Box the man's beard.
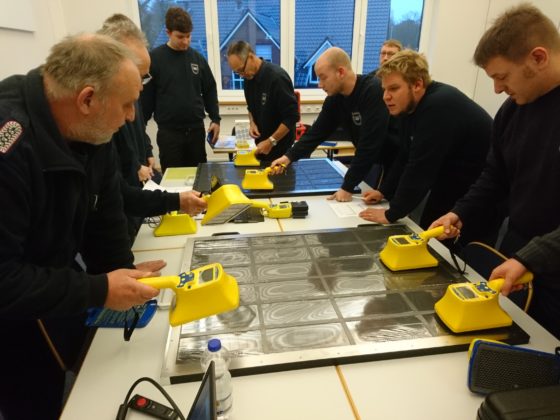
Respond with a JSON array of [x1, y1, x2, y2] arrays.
[[66, 116, 113, 145]]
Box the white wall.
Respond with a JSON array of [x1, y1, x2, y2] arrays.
[[420, 0, 560, 118], [3, 0, 560, 162]]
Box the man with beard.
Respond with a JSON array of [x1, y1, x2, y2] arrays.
[[430, 4, 560, 339], [226, 40, 299, 163], [0, 34, 162, 419], [359, 49, 499, 245], [271, 47, 390, 202]]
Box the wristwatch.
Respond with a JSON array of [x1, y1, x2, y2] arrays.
[[269, 136, 278, 147]]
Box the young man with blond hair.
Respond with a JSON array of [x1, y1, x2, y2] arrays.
[[359, 49, 497, 246], [379, 39, 403, 65], [431, 3, 560, 339]]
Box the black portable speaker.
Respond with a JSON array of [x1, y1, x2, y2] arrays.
[[468, 339, 560, 394]]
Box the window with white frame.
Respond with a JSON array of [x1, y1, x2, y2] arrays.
[[137, 0, 423, 98]]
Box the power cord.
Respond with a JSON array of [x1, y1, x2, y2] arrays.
[[115, 376, 185, 420]]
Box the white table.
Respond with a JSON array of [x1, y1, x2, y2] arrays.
[[61, 177, 560, 420]]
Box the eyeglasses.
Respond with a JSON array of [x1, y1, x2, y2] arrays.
[[235, 54, 250, 75], [141, 72, 153, 85]]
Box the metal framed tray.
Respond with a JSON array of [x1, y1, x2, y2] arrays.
[[160, 225, 529, 384], [193, 158, 360, 198]]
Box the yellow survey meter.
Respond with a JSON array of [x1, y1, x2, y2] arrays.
[[242, 167, 273, 190], [140, 263, 239, 327], [434, 271, 533, 333], [201, 184, 307, 224], [234, 149, 260, 167], [153, 212, 197, 236], [379, 226, 444, 271]]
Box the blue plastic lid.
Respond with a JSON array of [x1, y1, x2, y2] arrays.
[[208, 338, 221, 352]]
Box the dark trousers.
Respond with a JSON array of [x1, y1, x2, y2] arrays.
[[0, 315, 92, 420], [156, 126, 206, 173]]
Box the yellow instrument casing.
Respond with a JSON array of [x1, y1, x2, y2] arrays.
[[201, 184, 252, 225], [434, 271, 533, 333], [140, 263, 239, 327], [234, 149, 260, 167], [241, 167, 274, 190], [251, 201, 292, 218], [154, 212, 197, 236], [379, 226, 444, 271]]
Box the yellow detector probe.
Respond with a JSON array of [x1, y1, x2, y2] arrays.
[[140, 263, 239, 326], [379, 226, 444, 271]]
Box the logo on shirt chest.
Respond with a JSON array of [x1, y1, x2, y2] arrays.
[[261, 93, 267, 106], [352, 112, 362, 126], [191, 63, 199, 75]]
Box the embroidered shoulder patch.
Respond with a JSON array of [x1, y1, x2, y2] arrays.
[[0, 120, 23, 154]]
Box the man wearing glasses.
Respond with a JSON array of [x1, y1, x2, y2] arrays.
[[227, 40, 299, 162], [99, 14, 207, 245], [141, 7, 221, 173]]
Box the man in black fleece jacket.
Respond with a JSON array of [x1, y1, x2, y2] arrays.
[[359, 49, 498, 245], [141, 7, 221, 172], [99, 14, 207, 245], [0, 35, 172, 420], [227, 40, 299, 163], [271, 47, 390, 202], [431, 4, 560, 339]]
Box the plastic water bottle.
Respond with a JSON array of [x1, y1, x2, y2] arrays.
[[201, 338, 233, 419]]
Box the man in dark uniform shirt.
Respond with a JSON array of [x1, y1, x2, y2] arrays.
[[99, 14, 207, 245], [271, 47, 390, 202], [0, 34, 163, 420], [227, 40, 299, 162], [141, 7, 221, 172], [359, 49, 497, 246], [431, 4, 560, 339]]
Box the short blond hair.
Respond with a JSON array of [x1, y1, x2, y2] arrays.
[[376, 49, 432, 86], [382, 39, 403, 51], [474, 3, 560, 66], [322, 47, 352, 71], [42, 33, 136, 100]]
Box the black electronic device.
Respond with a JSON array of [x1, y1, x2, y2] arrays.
[[85, 300, 157, 328], [186, 360, 217, 420], [477, 384, 560, 420], [290, 201, 309, 218], [206, 132, 214, 148], [128, 394, 179, 419]]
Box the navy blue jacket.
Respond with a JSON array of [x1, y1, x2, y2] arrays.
[[0, 68, 134, 320]]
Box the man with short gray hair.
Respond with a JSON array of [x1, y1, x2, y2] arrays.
[[227, 40, 299, 162], [0, 34, 161, 419]]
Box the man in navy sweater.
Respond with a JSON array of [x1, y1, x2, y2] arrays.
[[359, 49, 498, 245], [431, 4, 560, 339], [227, 40, 299, 162], [141, 7, 221, 172], [0, 34, 161, 420], [271, 47, 390, 202]]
